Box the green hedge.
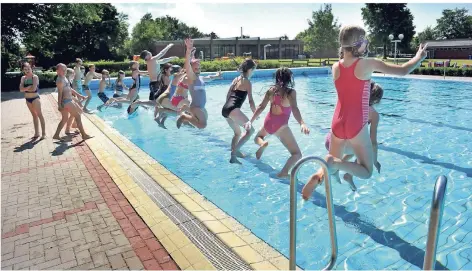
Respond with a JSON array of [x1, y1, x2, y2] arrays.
[[411, 67, 472, 77]]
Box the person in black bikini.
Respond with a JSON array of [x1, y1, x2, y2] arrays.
[[221, 58, 257, 164], [19, 62, 46, 139]]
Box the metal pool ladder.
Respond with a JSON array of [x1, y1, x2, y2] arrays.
[[423, 175, 448, 270], [289, 155, 448, 271], [289, 156, 338, 270]]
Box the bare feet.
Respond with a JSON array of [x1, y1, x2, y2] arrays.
[[256, 141, 268, 160], [229, 153, 242, 164], [41, 134, 47, 139], [302, 173, 323, 200], [32, 134, 40, 139], [52, 135, 61, 141], [343, 173, 357, 191]]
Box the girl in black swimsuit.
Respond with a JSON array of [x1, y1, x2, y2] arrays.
[[221, 58, 257, 164]]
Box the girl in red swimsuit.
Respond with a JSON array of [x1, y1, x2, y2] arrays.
[[303, 25, 428, 198], [245, 67, 310, 178]]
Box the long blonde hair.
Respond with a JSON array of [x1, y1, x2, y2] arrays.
[[338, 25, 366, 59]]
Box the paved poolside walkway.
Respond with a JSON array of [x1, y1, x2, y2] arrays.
[[1, 92, 178, 270]]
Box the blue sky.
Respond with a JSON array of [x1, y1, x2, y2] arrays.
[[114, 3, 472, 39]]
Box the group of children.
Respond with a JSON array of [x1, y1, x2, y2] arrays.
[[20, 24, 428, 199]]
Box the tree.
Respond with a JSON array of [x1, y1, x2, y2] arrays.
[[411, 25, 437, 50], [361, 4, 416, 59], [1, 4, 52, 73], [130, 14, 218, 53], [295, 4, 340, 56], [435, 8, 472, 39], [20, 4, 129, 67]]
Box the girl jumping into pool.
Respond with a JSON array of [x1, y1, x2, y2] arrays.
[[82, 64, 102, 112], [154, 68, 189, 126], [176, 38, 223, 129], [105, 61, 147, 110], [129, 63, 175, 114], [19, 62, 46, 139], [244, 67, 310, 178], [302, 81, 384, 199], [97, 70, 120, 111], [53, 63, 91, 141], [222, 58, 257, 164], [304, 25, 428, 194]]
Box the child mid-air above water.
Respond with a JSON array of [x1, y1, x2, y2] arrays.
[[303, 25, 428, 197], [244, 67, 310, 178], [302, 81, 383, 199]]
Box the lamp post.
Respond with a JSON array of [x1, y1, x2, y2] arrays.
[[264, 44, 271, 60], [389, 33, 404, 65]]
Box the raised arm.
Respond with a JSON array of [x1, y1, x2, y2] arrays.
[[184, 39, 196, 81], [369, 43, 428, 76], [157, 56, 179, 64], [203, 71, 223, 82], [151, 43, 174, 61], [288, 90, 309, 134], [94, 72, 102, 79]]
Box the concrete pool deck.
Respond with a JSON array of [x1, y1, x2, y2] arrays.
[[1, 91, 298, 270]]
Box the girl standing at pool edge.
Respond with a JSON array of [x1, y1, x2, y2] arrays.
[[222, 58, 257, 164], [19, 62, 46, 139], [305, 25, 428, 192], [245, 67, 310, 178]]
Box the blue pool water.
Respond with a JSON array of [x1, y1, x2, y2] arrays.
[[88, 74, 472, 270]]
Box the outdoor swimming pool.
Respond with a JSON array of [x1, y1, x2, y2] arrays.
[[87, 72, 472, 270]]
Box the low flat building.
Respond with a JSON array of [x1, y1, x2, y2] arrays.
[[425, 39, 472, 59], [153, 37, 304, 60]]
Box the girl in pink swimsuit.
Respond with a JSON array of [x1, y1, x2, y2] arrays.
[[302, 25, 428, 199], [245, 67, 310, 178]]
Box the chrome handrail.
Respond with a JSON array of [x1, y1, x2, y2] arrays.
[[423, 175, 448, 270], [290, 156, 338, 270]]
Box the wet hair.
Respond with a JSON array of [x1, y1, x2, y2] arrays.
[[269, 67, 294, 98], [369, 81, 383, 106], [88, 64, 95, 69], [239, 58, 257, 75], [140, 50, 151, 60], [75, 58, 82, 63], [338, 25, 366, 59]]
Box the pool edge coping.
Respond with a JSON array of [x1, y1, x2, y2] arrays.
[[78, 103, 302, 270]]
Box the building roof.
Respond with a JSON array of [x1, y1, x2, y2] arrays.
[[425, 39, 472, 48]]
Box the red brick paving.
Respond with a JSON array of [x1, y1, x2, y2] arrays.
[[46, 94, 179, 270]]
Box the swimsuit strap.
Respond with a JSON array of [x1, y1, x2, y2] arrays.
[[340, 58, 361, 70]]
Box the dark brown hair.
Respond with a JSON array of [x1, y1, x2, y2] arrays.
[[369, 81, 383, 106]]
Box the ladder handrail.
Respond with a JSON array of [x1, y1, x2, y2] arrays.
[[423, 175, 448, 270], [290, 156, 338, 270]]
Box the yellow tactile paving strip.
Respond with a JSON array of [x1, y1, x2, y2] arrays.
[[81, 110, 298, 270]]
